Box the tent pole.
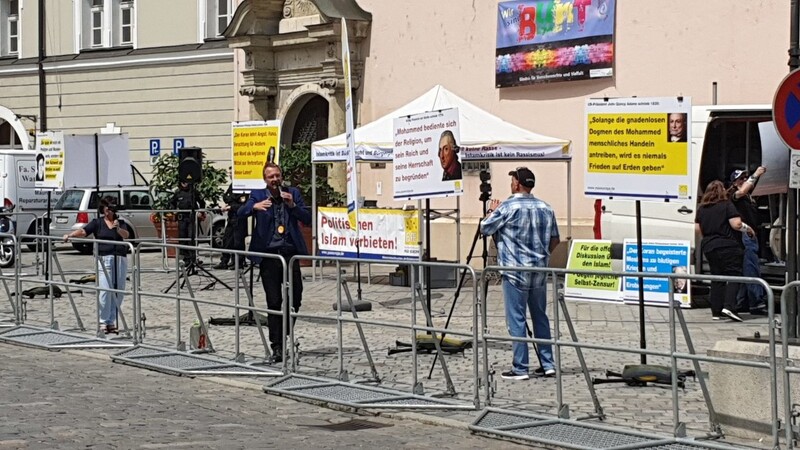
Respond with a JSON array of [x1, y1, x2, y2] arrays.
[[567, 159, 573, 237], [456, 197, 461, 264], [311, 162, 318, 280]]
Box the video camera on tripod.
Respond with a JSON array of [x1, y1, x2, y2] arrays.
[[479, 170, 492, 203]]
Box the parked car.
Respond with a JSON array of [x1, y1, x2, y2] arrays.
[[48, 186, 225, 254]]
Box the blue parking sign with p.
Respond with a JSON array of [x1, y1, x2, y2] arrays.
[[173, 138, 185, 156], [149, 139, 161, 157]]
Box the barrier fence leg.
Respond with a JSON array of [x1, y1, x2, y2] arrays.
[[675, 305, 722, 436], [341, 280, 380, 382], [51, 252, 86, 331], [0, 265, 17, 319], [558, 291, 604, 419], [181, 273, 215, 353], [414, 283, 456, 396], [238, 267, 270, 361]]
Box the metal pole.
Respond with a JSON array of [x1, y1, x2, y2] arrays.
[[37, 0, 47, 132], [636, 200, 646, 364], [788, 0, 800, 338]]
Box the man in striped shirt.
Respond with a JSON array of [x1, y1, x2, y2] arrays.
[[480, 167, 560, 381]]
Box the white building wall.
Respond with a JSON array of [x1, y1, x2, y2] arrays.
[[354, 0, 790, 245]]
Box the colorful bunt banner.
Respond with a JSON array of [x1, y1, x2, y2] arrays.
[[317, 207, 420, 261], [496, 0, 615, 87]]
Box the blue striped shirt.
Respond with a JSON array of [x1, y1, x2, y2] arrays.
[[480, 193, 559, 288]]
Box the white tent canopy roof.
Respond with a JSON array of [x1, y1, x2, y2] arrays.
[[311, 84, 571, 162]]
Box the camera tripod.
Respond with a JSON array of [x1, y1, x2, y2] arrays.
[[424, 171, 542, 378]]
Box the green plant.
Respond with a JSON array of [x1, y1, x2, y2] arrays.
[[149, 154, 228, 212], [280, 142, 345, 207]]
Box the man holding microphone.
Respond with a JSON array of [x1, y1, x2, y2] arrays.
[[238, 163, 311, 363]]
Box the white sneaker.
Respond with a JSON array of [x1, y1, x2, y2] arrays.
[[722, 308, 744, 322]]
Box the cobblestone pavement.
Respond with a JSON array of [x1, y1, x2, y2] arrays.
[[0, 344, 530, 449], [0, 245, 781, 448]]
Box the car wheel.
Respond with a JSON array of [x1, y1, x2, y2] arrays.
[[211, 221, 225, 249], [73, 243, 93, 255], [0, 242, 14, 268]]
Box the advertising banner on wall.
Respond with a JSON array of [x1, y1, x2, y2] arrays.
[[584, 96, 692, 201], [622, 239, 692, 308], [564, 239, 622, 302], [35, 131, 65, 189], [496, 0, 616, 87], [231, 121, 281, 191], [317, 207, 420, 261], [392, 108, 464, 201]]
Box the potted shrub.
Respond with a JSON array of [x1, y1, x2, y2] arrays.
[[148, 154, 228, 256], [280, 142, 345, 207]]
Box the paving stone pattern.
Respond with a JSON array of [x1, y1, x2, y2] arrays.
[[0, 247, 778, 448]]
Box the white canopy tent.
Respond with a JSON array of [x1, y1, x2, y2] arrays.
[[309, 84, 574, 263], [312, 84, 571, 162]]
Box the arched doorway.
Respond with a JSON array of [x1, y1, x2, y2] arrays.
[[289, 95, 329, 145]]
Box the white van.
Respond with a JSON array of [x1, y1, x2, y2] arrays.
[[0, 150, 58, 247], [599, 105, 788, 281]]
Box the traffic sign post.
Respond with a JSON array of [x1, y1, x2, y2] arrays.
[[149, 139, 161, 156], [773, 68, 800, 340], [173, 138, 185, 156], [773, 69, 800, 150]]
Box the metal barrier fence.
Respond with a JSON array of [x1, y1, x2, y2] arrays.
[[287, 255, 481, 408], [479, 264, 780, 447], [781, 281, 800, 449], [2, 236, 797, 447]]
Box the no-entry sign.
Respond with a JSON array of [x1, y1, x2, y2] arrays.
[[773, 69, 800, 150]]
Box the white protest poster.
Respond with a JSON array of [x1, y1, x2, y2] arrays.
[[393, 108, 464, 200], [317, 207, 420, 261], [622, 239, 692, 307], [584, 97, 692, 201], [35, 131, 65, 189], [61, 134, 133, 188]]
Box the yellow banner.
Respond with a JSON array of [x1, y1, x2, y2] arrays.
[[587, 113, 687, 175], [232, 124, 280, 181]]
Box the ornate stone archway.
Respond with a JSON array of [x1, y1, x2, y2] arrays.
[[224, 0, 370, 139]]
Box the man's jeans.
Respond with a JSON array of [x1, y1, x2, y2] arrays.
[[503, 279, 554, 375], [736, 233, 766, 311]]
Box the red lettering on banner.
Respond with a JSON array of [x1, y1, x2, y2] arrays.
[[518, 5, 537, 41]]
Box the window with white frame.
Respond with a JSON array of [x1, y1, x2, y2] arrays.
[[80, 0, 135, 50], [1, 0, 19, 57], [204, 0, 232, 39]]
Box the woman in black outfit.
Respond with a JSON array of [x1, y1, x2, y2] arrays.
[[63, 197, 130, 334], [695, 181, 750, 322]]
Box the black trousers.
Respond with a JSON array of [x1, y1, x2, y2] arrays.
[[219, 215, 247, 265], [704, 245, 744, 316], [259, 254, 303, 349], [178, 218, 196, 263]]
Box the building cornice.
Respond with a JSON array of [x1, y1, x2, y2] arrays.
[[0, 47, 234, 75]]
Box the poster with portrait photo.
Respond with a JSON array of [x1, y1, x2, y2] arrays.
[[622, 239, 691, 308], [34, 131, 65, 190], [392, 108, 464, 200]]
